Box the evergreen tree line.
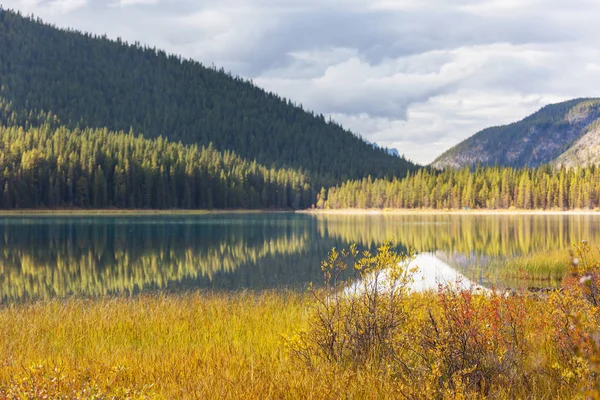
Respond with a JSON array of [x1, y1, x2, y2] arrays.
[[320, 166, 600, 210], [0, 123, 311, 209], [0, 9, 415, 186]]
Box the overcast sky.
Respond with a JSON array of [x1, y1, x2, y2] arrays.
[[5, 0, 600, 164]]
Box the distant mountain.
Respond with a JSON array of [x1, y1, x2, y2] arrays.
[[386, 148, 401, 157], [368, 141, 401, 157], [432, 98, 600, 169], [0, 9, 416, 189]]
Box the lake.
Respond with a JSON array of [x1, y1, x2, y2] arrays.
[[0, 212, 599, 301]]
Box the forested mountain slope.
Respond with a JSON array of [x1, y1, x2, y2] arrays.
[[432, 99, 600, 169], [0, 9, 415, 186]]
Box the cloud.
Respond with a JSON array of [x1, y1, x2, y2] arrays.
[[110, 0, 159, 7], [7, 0, 88, 14], [3, 0, 600, 164]]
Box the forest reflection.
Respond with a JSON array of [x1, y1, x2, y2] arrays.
[[316, 214, 600, 256], [0, 215, 319, 301], [1, 213, 599, 301]]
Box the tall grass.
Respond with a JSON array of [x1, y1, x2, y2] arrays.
[[470, 250, 570, 288], [1, 244, 599, 399], [0, 292, 309, 398]]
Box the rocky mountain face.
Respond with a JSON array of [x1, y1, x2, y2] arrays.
[[432, 99, 600, 169], [554, 122, 600, 167]]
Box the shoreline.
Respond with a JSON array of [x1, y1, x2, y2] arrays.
[[0, 208, 598, 216], [0, 209, 292, 216], [298, 208, 600, 216]]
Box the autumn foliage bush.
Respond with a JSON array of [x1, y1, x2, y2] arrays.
[[291, 242, 600, 398], [288, 244, 419, 369]]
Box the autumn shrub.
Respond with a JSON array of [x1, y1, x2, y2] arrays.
[[567, 240, 600, 306], [291, 243, 589, 398], [288, 242, 420, 372], [544, 241, 600, 394], [418, 287, 529, 396]]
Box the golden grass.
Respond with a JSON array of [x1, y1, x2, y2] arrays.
[[0, 291, 406, 399], [0, 286, 598, 399], [0, 291, 299, 398], [467, 250, 571, 288]]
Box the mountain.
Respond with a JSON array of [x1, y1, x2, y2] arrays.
[[432, 98, 600, 169], [0, 9, 416, 188], [371, 142, 400, 158], [365, 140, 401, 157], [554, 121, 600, 167], [386, 148, 401, 158]]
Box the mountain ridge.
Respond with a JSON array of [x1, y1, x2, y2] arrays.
[[432, 98, 600, 169]]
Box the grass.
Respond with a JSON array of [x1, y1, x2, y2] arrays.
[[1, 244, 599, 399], [0, 291, 311, 399], [0, 291, 408, 399], [0, 290, 597, 399], [464, 250, 571, 288]]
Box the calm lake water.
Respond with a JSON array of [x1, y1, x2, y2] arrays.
[[1, 213, 599, 301]]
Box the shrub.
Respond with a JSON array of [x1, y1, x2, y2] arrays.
[[545, 241, 600, 394], [418, 287, 529, 396], [288, 243, 419, 372], [290, 243, 600, 398]]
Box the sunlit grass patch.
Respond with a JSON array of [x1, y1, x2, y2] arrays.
[[0, 291, 309, 399], [481, 250, 570, 287]]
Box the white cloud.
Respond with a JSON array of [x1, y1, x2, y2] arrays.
[[48, 0, 87, 13], [110, 0, 160, 7], [7, 0, 87, 14]]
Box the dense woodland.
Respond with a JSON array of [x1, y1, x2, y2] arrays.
[[0, 9, 414, 187], [321, 165, 600, 210], [0, 123, 311, 209]]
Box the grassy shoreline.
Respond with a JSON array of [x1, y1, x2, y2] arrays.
[[1, 240, 598, 399], [0, 209, 292, 216], [0, 208, 599, 216], [0, 291, 311, 399], [300, 208, 600, 215]]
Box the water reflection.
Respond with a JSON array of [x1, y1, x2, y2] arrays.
[[316, 214, 600, 256], [0, 215, 323, 301], [347, 253, 485, 295], [0, 213, 598, 301], [410, 253, 486, 292]]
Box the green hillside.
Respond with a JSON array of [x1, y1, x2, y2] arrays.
[[0, 9, 415, 190]]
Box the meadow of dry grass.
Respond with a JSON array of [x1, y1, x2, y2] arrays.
[[0, 291, 414, 399], [1, 244, 599, 399]]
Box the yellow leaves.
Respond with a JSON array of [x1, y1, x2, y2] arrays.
[[20, 148, 45, 171], [292, 241, 600, 398]]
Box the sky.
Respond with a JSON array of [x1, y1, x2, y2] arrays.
[[4, 0, 600, 164]]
